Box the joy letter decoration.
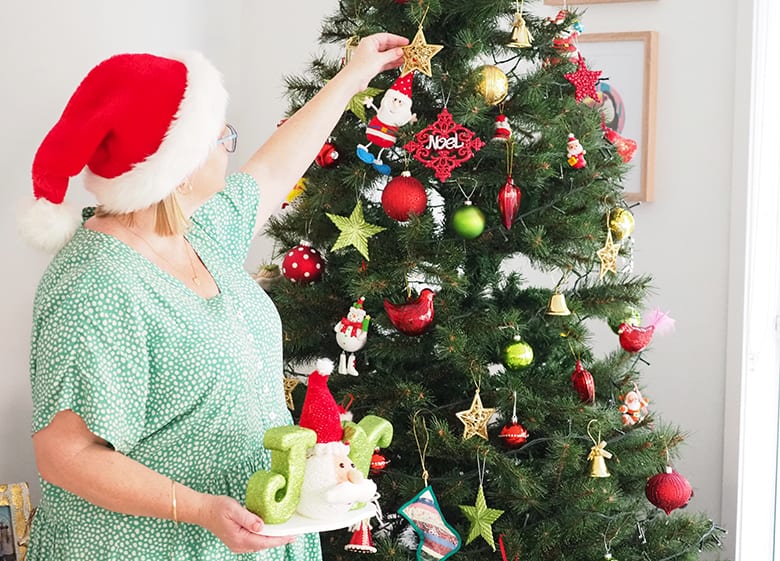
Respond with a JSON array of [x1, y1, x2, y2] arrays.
[[404, 108, 485, 182]]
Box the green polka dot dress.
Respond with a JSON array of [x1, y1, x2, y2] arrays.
[[28, 173, 322, 561]]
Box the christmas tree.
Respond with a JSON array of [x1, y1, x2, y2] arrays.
[[261, 1, 726, 559]]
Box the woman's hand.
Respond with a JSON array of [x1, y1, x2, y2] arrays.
[[343, 32, 409, 91], [196, 494, 295, 554]]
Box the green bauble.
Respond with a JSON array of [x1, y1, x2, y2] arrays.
[[452, 203, 485, 239], [607, 304, 641, 334], [503, 338, 534, 369]]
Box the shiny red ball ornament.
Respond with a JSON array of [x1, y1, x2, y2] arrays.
[[315, 141, 340, 167], [645, 466, 693, 514], [571, 359, 595, 403], [499, 421, 529, 448], [281, 241, 325, 284], [497, 175, 522, 230], [383, 288, 436, 335], [370, 449, 390, 475], [382, 171, 428, 221]]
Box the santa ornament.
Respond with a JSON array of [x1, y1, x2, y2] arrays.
[[566, 133, 587, 169], [618, 385, 649, 426], [357, 72, 417, 175], [492, 114, 512, 142], [21, 51, 228, 253], [297, 359, 378, 520], [334, 297, 371, 376]]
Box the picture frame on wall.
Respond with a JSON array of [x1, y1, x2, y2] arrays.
[[576, 31, 658, 202], [0, 483, 33, 561], [544, 0, 656, 5]]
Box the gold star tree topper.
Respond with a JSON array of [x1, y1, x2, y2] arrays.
[[459, 485, 504, 551], [456, 389, 496, 440], [401, 27, 443, 76], [326, 201, 386, 261]]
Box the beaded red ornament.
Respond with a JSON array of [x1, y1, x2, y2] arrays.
[[382, 171, 428, 221], [645, 466, 693, 514], [563, 55, 602, 103]]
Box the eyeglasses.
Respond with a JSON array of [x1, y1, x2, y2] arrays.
[[218, 124, 238, 153]]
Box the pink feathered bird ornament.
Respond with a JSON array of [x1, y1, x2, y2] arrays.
[[618, 308, 675, 353]]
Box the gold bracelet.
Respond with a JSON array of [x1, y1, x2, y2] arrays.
[[171, 479, 178, 525]]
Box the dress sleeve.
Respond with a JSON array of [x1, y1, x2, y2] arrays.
[[30, 276, 150, 454], [189, 172, 260, 263]]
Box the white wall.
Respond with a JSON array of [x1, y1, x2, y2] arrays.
[[0, 1, 739, 558]]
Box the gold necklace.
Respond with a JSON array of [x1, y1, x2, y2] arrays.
[[115, 220, 201, 287]]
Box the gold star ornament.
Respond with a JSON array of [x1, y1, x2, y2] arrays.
[[401, 27, 443, 77], [283, 377, 300, 410], [596, 229, 620, 279], [456, 389, 496, 440], [327, 201, 386, 261]]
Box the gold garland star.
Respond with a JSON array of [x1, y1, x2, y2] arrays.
[[283, 377, 299, 410], [327, 201, 386, 261], [401, 27, 443, 77], [596, 229, 620, 279], [455, 389, 495, 440], [347, 86, 384, 122], [459, 485, 504, 550]]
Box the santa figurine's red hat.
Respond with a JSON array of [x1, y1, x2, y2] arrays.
[[299, 359, 345, 445], [20, 51, 228, 252], [388, 71, 414, 100]]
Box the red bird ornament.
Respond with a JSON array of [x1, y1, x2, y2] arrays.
[[618, 308, 675, 353], [383, 288, 436, 336]]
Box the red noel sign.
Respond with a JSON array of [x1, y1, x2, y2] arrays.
[[403, 108, 485, 182]]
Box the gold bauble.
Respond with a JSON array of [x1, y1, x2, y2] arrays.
[[475, 65, 508, 106], [609, 208, 635, 241]]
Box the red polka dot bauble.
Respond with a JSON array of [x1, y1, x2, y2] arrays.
[[499, 421, 529, 448], [645, 466, 693, 514], [381, 171, 428, 221], [281, 241, 325, 284], [370, 449, 390, 475]]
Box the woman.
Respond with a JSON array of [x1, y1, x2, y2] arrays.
[[21, 33, 407, 561]]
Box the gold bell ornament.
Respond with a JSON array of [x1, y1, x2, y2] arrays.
[[507, 3, 533, 49], [587, 420, 612, 478], [546, 292, 571, 316]]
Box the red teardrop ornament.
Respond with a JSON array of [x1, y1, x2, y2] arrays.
[[497, 175, 522, 230], [571, 359, 595, 403]]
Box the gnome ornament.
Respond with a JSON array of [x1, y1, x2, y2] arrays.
[[357, 72, 417, 175], [297, 359, 378, 520], [334, 297, 371, 376], [345, 519, 377, 554]]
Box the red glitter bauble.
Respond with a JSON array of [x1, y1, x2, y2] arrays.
[[571, 360, 595, 403], [645, 466, 693, 515], [499, 421, 529, 448], [382, 172, 428, 221], [281, 241, 325, 284], [370, 450, 390, 475]]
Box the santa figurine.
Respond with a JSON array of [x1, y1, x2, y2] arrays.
[[334, 297, 371, 376], [619, 385, 650, 426], [356, 72, 417, 175], [566, 133, 587, 169], [297, 359, 378, 520], [492, 113, 512, 142]]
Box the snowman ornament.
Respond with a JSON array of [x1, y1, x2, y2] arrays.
[[334, 297, 371, 376], [356, 72, 417, 175]]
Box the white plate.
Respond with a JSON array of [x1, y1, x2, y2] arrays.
[[258, 504, 377, 536]]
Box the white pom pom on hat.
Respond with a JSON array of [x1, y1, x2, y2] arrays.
[[20, 50, 228, 253]]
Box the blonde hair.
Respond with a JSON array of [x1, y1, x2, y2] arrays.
[[95, 192, 190, 236]]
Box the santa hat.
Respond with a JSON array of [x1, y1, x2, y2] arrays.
[[492, 114, 512, 142], [299, 359, 345, 445], [20, 51, 228, 252], [344, 519, 377, 554], [388, 72, 414, 100]]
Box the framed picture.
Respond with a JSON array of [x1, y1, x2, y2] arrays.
[[577, 31, 658, 202], [545, 0, 656, 5], [0, 483, 33, 561]]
